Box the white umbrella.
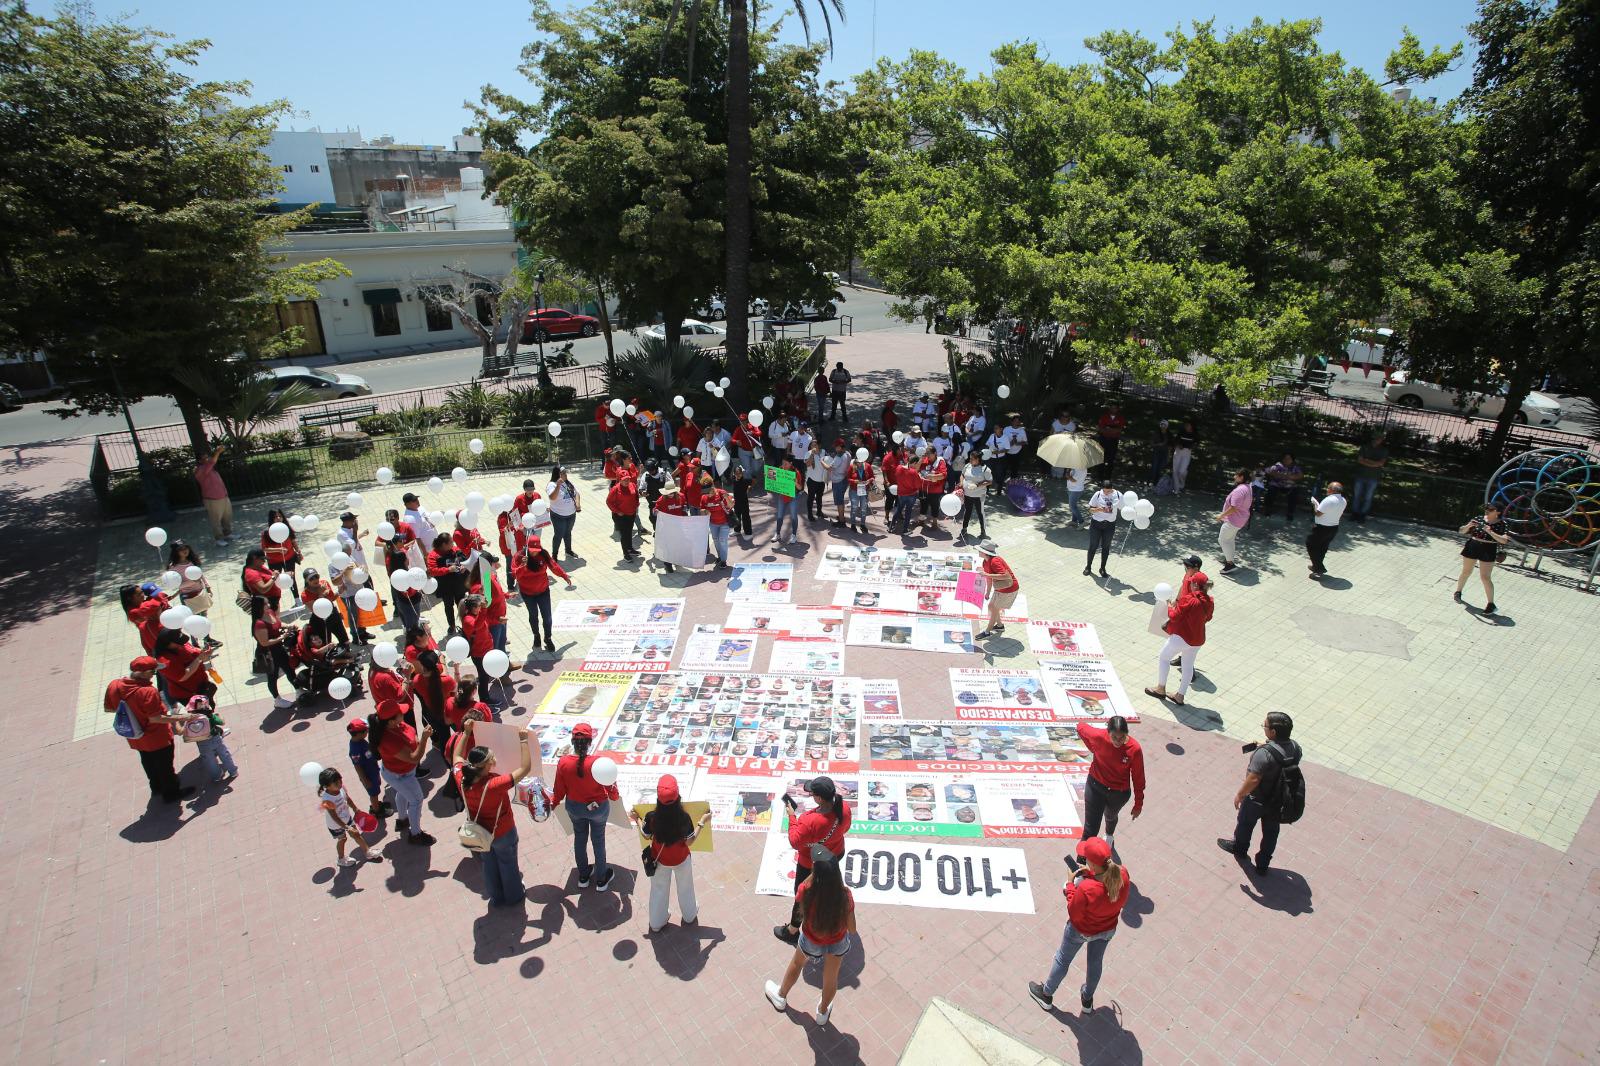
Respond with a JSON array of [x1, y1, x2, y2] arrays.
[[1036, 432, 1104, 470]]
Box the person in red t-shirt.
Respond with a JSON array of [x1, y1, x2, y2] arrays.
[[891, 460, 923, 535], [120, 584, 171, 654], [606, 464, 643, 561], [511, 535, 574, 654], [409, 649, 457, 755], [1145, 558, 1214, 706], [775, 776, 851, 944], [763, 849, 857, 1024], [813, 370, 832, 423], [675, 418, 702, 452], [1075, 716, 1144, 845], [549, 722, 621, 889], [880, 445, 901, 523], [458, 594, 500, 706], [633, 773, 711, 933], [453, 718, 535, 906], [154, 629, 215, 707], [370, 701, 434, 844], [105, 657, 196, 803], [1029, 837, 1131, 1011], [918, 452, 948, 527], [1096, 404, 1127, 475], [700, 473, 735, 568], [975, 539, 1021, 638], [651, 483, 687, 574], [881, 399, 898, 436], [242, 549, 281, 609]]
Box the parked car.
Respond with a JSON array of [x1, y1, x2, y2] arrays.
[[780, 297, 840, 320], [643, 318, 727, 349], [1382, 372, 1563, 426], [692, 296, 727, 321], [268, 366, 371, 401], [0, 382, 21, 411], [522, 308, 599, 342]]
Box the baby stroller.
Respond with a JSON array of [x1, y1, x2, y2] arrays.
[[291, 626, 365, 699]]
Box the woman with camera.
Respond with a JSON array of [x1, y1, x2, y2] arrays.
[[1455, 502, 1512, 614], [774, 776, 851, 944], [1027, 836, 1131, 1013]]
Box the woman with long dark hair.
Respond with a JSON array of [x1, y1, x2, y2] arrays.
[[242, 549, 281, 610], [774, 776, 851, 944], [454, 719, 534, 907], [367, 705, 434, 846], [250, 594, 303, 709], [549, 722, 620, 890], [1455, 502, 1513, 614], [260, 508, 301, 597], [546, 465, 582, 561], [121, 583, 171, 655], [634, 774, 711, 933], [167, 541, 214, 615], [425, 532, 469, 634], [409, 650, 455, 767], [511, 533, 574, 656], [154, 628, 215, 709], [1028, 836, 1131, 1012], [763, 849, 857, 1025]]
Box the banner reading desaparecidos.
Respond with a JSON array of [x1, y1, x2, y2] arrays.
[[778, 770, 1079, 840], [1026, 619, 1105, 658], [1037, 659, 1139, 723], [754, 828, 1035, 914], [533, 671, 639, 717], [553, 598, 686, 629], [865, 720, 1091, 774], [580, 626, 679, 672]]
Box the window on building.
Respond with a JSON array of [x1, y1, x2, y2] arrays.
[[281, 164, 294, 173], [424, 299, 453, 332], [370, 300, 401, 337], [310, 164, 321, 173]]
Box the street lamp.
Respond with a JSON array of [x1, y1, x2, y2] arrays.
[[534, 269, 551, 389]]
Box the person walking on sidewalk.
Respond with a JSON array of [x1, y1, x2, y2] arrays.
[[1144, 558, 1213, 707], [512, 534, 574, 654], [828, 361, 852, 421], [764, 846, 857, 1026], [957, 451, 992, 543], [193, 444, 233, 545], [1218, 712, 1301, 875], [1076, 716, 1143, 847], [1083, 482, 1123, 578], [1028, 837, 1131, 1013], [1306, 482, 1346, 579], [1351, 432, 1388, 522], [774, 776, 851, 944], [1217, 469, 1252, 573], [634, 773, 711, 934], [1454, 502, 1513, 613]]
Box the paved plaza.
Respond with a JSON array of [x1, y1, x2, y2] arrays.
[[3, 331, 1598, 1065]]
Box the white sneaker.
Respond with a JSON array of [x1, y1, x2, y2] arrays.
[[764, 980, 787, 1011], [816, 1002, 833, 1025], [338, 857, 357, 867], [273, 696, 295, 709]]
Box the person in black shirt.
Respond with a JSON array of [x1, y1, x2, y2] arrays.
[[1218, 711, 1301, 875], [642, 458, 669, 530], [1455, 503, 1512, 614], [1171, 420, 1198, 492], [730, 464, 754, 540]]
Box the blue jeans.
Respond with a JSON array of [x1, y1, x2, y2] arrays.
[[893, 494, 918, 533], [739, 449, 757, 477], [393, 593, 421, 633], [1068, 490, 1085, 525], [479, 827, 525, 905], [1233, 793, 1280, 869], [381, 766, 424, 835], [831, 479, 848, 508], [774, 497, 799, 541], [849, 489, 869, 526], [524, 590, 552, 644], [566, 799, 609, 880], [1043, 922, 1116, 999], [710, 523, 730, 562], [489, 622, 507, 654], [1352, 478, 1378, 515], [195, 736, 236, 781], [549, 512, 576, 557], [1149, 447, 1168, 483]]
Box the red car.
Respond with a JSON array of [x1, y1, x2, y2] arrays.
[[522, 308, 599, 342]]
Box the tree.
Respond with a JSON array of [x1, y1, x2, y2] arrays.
[[170, 367, 316, 454], [0, 4, 346, 454], [473, 0, 850, 398], [1396, 0, 1598, 451], [409, 263, 536, 375]]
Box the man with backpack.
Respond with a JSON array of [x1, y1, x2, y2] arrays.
[[1219, 711, 1304, 875]]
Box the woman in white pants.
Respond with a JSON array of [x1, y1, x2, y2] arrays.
[[635, 774, 710, 934], [1170, 419, 1197, 492], [1144, 557, 1214, 707]]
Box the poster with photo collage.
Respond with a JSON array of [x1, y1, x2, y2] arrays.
[[813, 546, 982, 588], [777, 771, 1080, 840], [553, 598, 685, 629], [865, 720, 1092, 774]]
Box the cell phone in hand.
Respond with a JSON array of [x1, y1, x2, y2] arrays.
[[781, 794, 798, 810], [1241, 742, 1260, 754], [1062, 853, 1081, 872]]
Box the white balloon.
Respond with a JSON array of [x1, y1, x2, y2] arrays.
[[429, 510, 448, 527], [346, 492, 363, 509], [521, 512, 538, 530], [445, 635, 471, 662], [390, 569, 412, 592], [423, 577, 438, 595], [304, 514, 321, 530], [702, 380, 715, 392], [719, 377, 731, 389], [459, 510, 480, 529], [625, 404, 637, 416], [275, 573, 294, 590], [371, 642, 400, 669], [299, 761, 324, 789], [682, 405, 694, 419], [892, 431, 905, 444], [1133, 516, 1150, 530], [673, 395, 685, 408], [1121, 491, 1140, 506], [375, 521, 396, 541], [469, 437, 485, 454], [145, 527, 167, 548], [916, 445, 928, 456], [939, 494, 962, 516], [329, 551, 352, 572], [268, 522, 291, 544], [590, 757, 619, 787], [428, 476, 445, 493], [713, 387, 725, 398], [856, 448, 869, 462], [548, 421, 562, 437], [762, 396, 774, 410], [714, 448, 731, 474], [465, 491, 486, 512], [312, 598, 334, 619], [354, 588, 378, 611], [669, 446, 680, 457], [1136, 499, 1155, 518], [159, 569, 182, 592], [1120, 506, 1137, 521], [1153, 582, 1174, 601], [348, 566, 368, 586], [529, 498, 549, 515], [451, 466, 469, 484], [609, 398, 626, 417], [481, 649, 511, 678], [322, 538, 342, 557], [748, 410, 764, 428], [159, 607, 188, 630], [182, 615, 212, 640], [997, 384, 1012, 398], [375, 466, 395, 485], [407, 566, 426, 586], [288, 514, 307, 533], [327, 677, 352, 701], [184, 565, 203, 582]]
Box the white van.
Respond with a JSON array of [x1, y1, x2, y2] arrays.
[[1335, 328, 1399, 383]]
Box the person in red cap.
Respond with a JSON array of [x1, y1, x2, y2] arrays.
[[1144, 557, 1214, 707], [105, 657, 197, 804], [1075, 716, 1144, 847], [367, 701, 434, 845], [453, 719, 535, 907], [605, 461, 643, 562], [549, 722, 620, 889], [346, 718, 391, 821], [774, 776, 851, 944], [652, 482, 687, 574], [1028, 836, 1131, 1012], [633, 774, 711, 933], [512, 534, 573, 655]]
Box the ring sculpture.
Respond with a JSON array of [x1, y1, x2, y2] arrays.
[[1486, 447, 1600, 554]]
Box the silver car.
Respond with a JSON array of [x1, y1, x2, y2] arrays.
[[1381, 372, 1562, 426], [268, 366, 373, 402]]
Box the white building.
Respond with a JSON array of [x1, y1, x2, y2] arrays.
[[270, 226, 519, 358], [267, 131, 339, 205], [386, 167, 511, 231]]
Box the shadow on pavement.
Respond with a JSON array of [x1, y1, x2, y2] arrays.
[[649, 921, 727, 981], [1241, 867, 1314, 916]]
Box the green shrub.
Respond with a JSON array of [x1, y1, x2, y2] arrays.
[[501, 384, 545, 429], [255, 429, 299, 452], [540, 384, 577, 410], [298, 425, 328, 448], [479, 442, 525, 469], [444, 382, 504, 429], [394, 446, 459, 478], [234, 451, 311, 496], [395, 402, 444, 450], [356, 412, 400, 435]]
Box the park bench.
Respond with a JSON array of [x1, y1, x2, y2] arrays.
[[298, 403, 377, 430]]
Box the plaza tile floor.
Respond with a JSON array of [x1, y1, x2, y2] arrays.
[[4, 333, 1599, 1065]]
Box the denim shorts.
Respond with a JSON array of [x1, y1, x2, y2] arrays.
[[799, 930, 851, 958]]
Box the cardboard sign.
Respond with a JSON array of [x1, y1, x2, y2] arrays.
[[653, 511, 710, 569], [764, 465, 797, 497], [632, 800, 715, 853]]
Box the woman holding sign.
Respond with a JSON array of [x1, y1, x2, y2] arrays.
[[633, 774, 711, 933], [454, 719, 534, 907]]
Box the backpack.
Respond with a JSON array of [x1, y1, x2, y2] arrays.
[[1264, 741, 1306, 824], [112, 700, 144, 740]]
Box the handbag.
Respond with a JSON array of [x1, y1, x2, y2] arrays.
[[183, 589, 214, 614], [235, 587, 251, 611], [457, 773, 494, 852]]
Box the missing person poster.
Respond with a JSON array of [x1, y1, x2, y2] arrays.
[[768, 639, 843, 675], [862, 679, 904, 719], [1027, 619, 1105, 658], [1037, 659, 1138, 722], [553, 598, 686, 629], [865, 720, 1091, 774], [813, 546, 981, 588], [653, 511, 710, 569], [688, 772, 784, 834], [778, 770, 1080, 840], [533, 671, 638, 717], [580, 626, 679, 672], [948, 668, 1057, 721], [833, 583, 1030, 623], [677, 628, 758, 672], [722, 604, 845, 640], [725, 562, 794, 603], [846, 613, 974, 654]]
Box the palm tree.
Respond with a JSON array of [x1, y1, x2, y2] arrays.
[[662, 0, 844, 408]]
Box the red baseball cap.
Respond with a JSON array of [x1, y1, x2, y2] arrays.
[[375, 699, 405, 721], [1076, 837, 1112, 865], [656, 774, 680, 805], [130, 656, 159, 673], [346, 719, 368, 734], [572, 722, 595, 739]]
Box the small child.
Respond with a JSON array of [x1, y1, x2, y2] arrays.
[[346, 720, 392, 819], [318, 767, 376, 868], [188, 695, 237, 783]]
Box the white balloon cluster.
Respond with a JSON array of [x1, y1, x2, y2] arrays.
[[1118, 491, 1157, 530]]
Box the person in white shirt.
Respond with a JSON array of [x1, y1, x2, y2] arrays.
[[789, 423, 814, 463], [768, 415, 792, 455], [1002, 414, 1028, 483], [401, 493, 438, 555], [1048, 409, 1077, 478], [983, 430, 1007, 488], [696, 425, 718, 467], [823, 440, 850, 524], [805, 446, 829, 521], [957, 453, 992, 543], [966, 410, 987, 446], [1066, 467, 1088, 526], [911, 395, 932, 431], [1306, 482, 1347, 578], [1083, 482, 1123, 578]]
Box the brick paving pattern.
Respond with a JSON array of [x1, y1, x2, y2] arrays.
[[2, 332, 1598, 1065]]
